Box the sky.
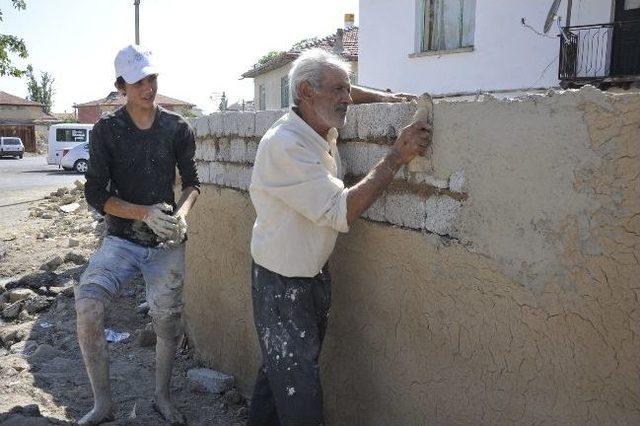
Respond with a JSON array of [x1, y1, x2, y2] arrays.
[[0, 0, 359, 114]]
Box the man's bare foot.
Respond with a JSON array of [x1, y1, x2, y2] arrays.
[[153, 397, 186, 425], [78, 404, 114, 425]]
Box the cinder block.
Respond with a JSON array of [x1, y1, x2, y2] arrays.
[[339, 106, 358, 140], [356, 103, 415, 140], [367, 143, 389, 170], [208, 162, 225, 185], [196, 161, 210, 184], [338, 142, 369, 176], [362, 193, 386, 222], [255, 110, 286, 136], [385, 192, 425, 230], [229, 138, 247, 163], [215, 138, 231, 162], [245, 140, 259, 164], [196, 139, 217, 162], [236, 112, 256, 137], [238, 166, 253, 191], [193, 116, 211, 138], [208, 113, 223, 136], [424, 196, 462, 236]]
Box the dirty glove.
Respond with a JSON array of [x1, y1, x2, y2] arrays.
[[142, 203, 179, 240], [163, 214, 188, 247]]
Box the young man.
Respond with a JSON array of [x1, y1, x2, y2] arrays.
[[248, 49, 431, 425], [76, 44, 199, 425]]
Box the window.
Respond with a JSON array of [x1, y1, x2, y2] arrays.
[[3, 138, 21, 145], [258, 84, 266, 110], [281, 76, 290, 109], [419, 0, 476, 52], [56, 128, 87, 143]]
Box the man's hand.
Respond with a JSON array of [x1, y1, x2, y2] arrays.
[[142, 203, 179, 240], [390, 120, 432, 165], [163, 213, 188, 247]]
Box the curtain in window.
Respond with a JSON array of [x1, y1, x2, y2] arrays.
[[422, 0, 476, 51]]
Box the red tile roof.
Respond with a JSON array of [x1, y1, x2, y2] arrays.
[[242, 26, 358, 78], [0, 91, 44, 106], [74, 92, 194, 108]]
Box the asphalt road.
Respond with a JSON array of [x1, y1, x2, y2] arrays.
[[0, 155, 84, 226]]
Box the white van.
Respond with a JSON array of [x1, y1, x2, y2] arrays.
[[47, 123, 93, 166]]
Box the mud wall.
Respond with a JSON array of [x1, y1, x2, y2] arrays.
[[184, 87, 640, 424]]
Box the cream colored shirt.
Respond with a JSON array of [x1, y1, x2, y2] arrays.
[[249, 109, 349, 278]]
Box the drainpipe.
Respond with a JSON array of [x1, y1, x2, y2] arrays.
[[566, 0, 572, 27]]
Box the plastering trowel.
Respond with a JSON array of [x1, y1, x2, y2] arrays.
[[407, 93, 434, 179]]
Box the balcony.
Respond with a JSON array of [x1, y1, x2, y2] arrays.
[[559, 20, 640, 88]]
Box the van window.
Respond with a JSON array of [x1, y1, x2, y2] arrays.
[[2, 138, 21, 145], [56, 128, 87, 142]]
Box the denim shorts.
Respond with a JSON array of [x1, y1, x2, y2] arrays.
[[76, 235, 185, 318]]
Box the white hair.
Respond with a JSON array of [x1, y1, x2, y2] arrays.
[[289, 48, 351, 106]]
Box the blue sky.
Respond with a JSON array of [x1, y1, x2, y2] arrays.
[[0, 0, 359, 113]]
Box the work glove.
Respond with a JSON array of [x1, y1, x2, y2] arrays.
[[142, 203, 179, 240], [163, 213, 188, 247]]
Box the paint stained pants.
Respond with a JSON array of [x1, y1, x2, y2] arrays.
[[248, 261, 331, 426]]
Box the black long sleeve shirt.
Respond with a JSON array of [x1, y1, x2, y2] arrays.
[[85, 106, 200, 247]]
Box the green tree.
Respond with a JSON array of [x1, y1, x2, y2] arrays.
[[0, 0, 28, 77], [26, 65, 55, 113], [218, 91, 227, 111], [256, 50, 281, 67]]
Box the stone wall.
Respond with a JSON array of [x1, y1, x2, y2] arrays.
[[184, 87, 640, 424]]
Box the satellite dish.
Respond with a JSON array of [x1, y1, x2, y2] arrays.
[[544, 0, 563, 33]]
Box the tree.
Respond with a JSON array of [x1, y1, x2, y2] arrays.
[[26, 65, 55, 113], [0, 0, 28, 77], [218, 91, 227, 112]]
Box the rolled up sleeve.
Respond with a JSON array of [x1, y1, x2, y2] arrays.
[[84, 122, 113, 215], [256, 139, 349, 233]]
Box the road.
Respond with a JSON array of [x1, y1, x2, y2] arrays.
[[0, 155, 84, 227]]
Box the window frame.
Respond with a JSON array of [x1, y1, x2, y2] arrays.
[[281, 75, 290, 109], [416, 0, 476, 54]]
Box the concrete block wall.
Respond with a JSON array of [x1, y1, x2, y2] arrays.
[[186, 87, 640, 424]]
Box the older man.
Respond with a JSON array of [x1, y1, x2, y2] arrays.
[[248, 48, 431, 425]]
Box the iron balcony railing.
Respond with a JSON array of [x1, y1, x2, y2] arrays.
[[559, 20, 640, 81]]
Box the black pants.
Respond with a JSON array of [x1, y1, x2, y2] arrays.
[[248, 261, 331, 426]]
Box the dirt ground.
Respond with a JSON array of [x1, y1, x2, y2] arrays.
[[0, 184, 247, 425]]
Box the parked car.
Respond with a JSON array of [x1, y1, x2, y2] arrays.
[[60, 142, 89, 173], [47, 123, 93, 166], [0, 137, 25, 159]]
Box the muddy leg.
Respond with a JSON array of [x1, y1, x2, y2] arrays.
[[153, 316, 185, 424], [76, 298, 114, 425]]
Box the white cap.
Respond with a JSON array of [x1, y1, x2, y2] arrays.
[[114, 44, 158, 84]]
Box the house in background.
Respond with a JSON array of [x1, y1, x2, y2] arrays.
[[359, 0, 638, 96], [0, 91, 58, 152], [242, 14, 359, 111], [73, 91, 195, 124]]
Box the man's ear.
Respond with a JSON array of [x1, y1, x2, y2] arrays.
[[298, 81, 315, 102]]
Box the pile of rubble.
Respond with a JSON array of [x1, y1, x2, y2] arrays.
[[28, 180, 104, 242]]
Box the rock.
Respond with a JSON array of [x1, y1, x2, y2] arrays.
[[74, 180, 84, 190], [49, 280, 75, 297], [187, 368, 235, 394], [24, 296, 53, 314], [136, 301, 150, 315], [29, 344, 62, 364], [68, 238, 80, 248], [2, 235, 17, 242], [18, 310, 32, 322], [9, 340, 38, 356], [11, 271, 57, 290], [59, 202, 80, 213], [222, 388, 244, 405], [7, 288, 37, 303], [64, 251, 87, 265], [135, 327, 156, 347], [237, 406, 248, 417], [40, 256, 63, 272], [40, 213, 53, 220], [10, 404, 41, 417], [0, 329, 19, 346], [2, 301, 22, 319]]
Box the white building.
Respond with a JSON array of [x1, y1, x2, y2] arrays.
[[359, 0, 638, 95], [242, 16, 359, 111]]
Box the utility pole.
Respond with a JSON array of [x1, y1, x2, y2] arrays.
[[134, 0, 140, 44]]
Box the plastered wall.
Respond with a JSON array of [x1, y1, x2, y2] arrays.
[[184, 87, 640, 424]]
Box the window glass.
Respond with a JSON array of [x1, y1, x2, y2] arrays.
[[56, 128, 87, 142], [3, 138, 21, 145], [421, 0, 476, 52], [259, 85, 266, 110]]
